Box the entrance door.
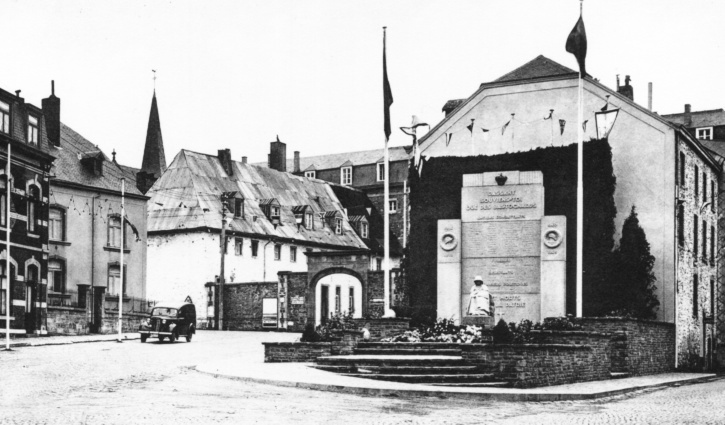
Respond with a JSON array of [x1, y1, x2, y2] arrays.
[[320, 285, 329, 324], [25, 284, 34, 333], [90, 287, 104, 333]]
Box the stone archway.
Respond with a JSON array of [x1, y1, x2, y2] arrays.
[[313, 272, 363, 325]]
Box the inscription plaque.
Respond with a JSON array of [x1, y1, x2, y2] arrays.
[[462, 257, 540, 294], [462, 221, 541, 258], [461, 185, 544, 222]]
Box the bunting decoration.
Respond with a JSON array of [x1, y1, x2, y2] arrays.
[[559, 119, 567, 135], [481, 128, 490, 142], [445, 133, 453, 146], [601, 95, 610, 112], [544, 109, 554, 120], [582, 120, 589, 131], [466, 119, 475, 134], [124, 216, 141, 242]]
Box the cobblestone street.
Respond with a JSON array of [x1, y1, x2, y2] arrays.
[[1, 331, 724, 425]]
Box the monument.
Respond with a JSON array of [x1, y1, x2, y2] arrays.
[[437, 170, 566, 324]]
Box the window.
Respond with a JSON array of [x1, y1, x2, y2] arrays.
[[233, 198, 243, 218], [694, 166, 701, 198], [389, 199, 398, 213], [377, 163, 385, 182], [26, 264, 38, 283], [0, 176, 7, 228], [711, 278, 715, 315], [0, 263, 11, 316], [108, 265, 126, 296], [678, 204, 685, 247], [702, 219, 707, 263], [711, 225, 715, 264], [27, 115, 39, 145], [335, 218, 342, 235], [335, 286, 341, 313], [693, 274, 699, 318], [251, 240, 259, 258], [711, 180, 716, 213], [108, 216, 123, 248], [49, 208, 64, 241], [679, 152, 685, 187], [274, 244, 281, 261], [341, 166, 352, 185], [349, 287, 355, 314], [696, 127, 713, 140], [234, 237, 243, 256], [703, 173, 708, 202], [48, 260, 64, 293], [0, 100, 9, 134], [304, 212, 313, 230], [305, 171, 316, 179], [694, 215, 698, 255], [376, 258, 382, 271], [290, 246, 297, 262], [27, 185, 39, 234], [361, 222, 369, 239]]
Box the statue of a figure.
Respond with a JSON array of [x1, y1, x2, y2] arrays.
[[467, 275, 492, 316]]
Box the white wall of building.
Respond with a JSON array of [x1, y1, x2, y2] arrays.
[[314, 273, 363, 325]]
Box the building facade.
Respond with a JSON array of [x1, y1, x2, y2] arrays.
[[0, 86, 55, 336], [43, 86, 149, 334], [417, 55, 720, 367], [146, 148, 372, 327]]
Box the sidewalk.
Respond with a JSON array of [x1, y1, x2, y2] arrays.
[[3, 332, 140, 348], [195, 359, 719, 402]]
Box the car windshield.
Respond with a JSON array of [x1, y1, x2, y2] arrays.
[[151, 307, 178, 317]]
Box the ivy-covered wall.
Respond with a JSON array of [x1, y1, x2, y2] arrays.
[[407, 139, 617, 323]]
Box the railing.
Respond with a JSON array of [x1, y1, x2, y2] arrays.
[[47, 289, 81, 308], [104, 294, 157, 315]]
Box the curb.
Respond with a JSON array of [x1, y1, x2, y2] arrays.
[[193, 366, 720, 402], [5, 335, 140, 348]]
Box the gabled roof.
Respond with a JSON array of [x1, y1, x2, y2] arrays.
[[50, 123, 144, 196], [255, 146, 411, 172], [146, 149, 367, 250], [494, 55, 578, 84], [661, 109, 725, 129]]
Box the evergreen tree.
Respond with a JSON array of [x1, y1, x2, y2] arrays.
[[610, 206, 659, 319]]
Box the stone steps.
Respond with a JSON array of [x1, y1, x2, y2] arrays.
[[610, 372, 630, 379], [357, 342, 462, 350], [342, 373, 496, 384], [354, 347, 462, 356], [316, 355, 466, 367]]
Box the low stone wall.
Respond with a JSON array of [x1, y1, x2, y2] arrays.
[[351, 318, 410, 340], [264, 342, 333, 362], [47, 307, 90, 335], [102, 312, 148, 334], [576, 317, 676, 375], [461, 342, 611, 388]]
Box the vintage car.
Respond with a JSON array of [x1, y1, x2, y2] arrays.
[[139, 302, 196, 343]]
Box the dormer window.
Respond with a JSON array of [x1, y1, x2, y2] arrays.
[[305, 212, 313, 229], [259, 198, 281, 225], [293, 205, 314, 230], [80, 152, 104, 176], [348, 215, 369, 239], [27, 115, 39, 145], [361, 222, 368, 238], [0, 101, 9, 134], [305, 171, 316, 179], [341, 166, 352, 185], [696, 127, 713, 140], [336, 218, 343, 235], [233, 197, 244, 218]]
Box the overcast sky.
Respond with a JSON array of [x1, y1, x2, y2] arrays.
[[3, 0, 724, 168]]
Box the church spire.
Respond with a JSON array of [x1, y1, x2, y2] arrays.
[[140, 90, 167, 178]]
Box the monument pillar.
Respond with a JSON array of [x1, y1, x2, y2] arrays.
[[437, 219, 461, 322], [541, 216, 567, 318]]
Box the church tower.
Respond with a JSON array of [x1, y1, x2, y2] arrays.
[[136, 91, 167, 194]]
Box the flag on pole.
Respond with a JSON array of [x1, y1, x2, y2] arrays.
[[565, 12, 587, 76], [467, 119, 475, 134], [481, 128, 490, 141], [559, 119, 567, 135], [383, 28, 394, 141], [124, 216, 140, 242], [501, 120, 510, 135], [582, 120, 589, 131]]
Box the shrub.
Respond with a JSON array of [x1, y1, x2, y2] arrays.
[[493, 319, 514, 344], [300, 323, 321, 342]]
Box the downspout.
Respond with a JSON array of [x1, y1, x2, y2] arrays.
[[674, 135, 679, 369], [262, 240, 273, 281], [92, 194, 99, 325]]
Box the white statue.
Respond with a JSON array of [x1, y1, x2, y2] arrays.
[[467, 275, 491, 316]]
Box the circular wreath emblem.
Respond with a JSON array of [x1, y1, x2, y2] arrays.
[[543, 229, 563, 248], [440, 233, 458, 251]]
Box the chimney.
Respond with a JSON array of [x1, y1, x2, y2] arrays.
[[241, 156, 247, 164], [684, 104, 692, 127], [217, 149, 234, 176], [269, 135, 287, 172], [647, 82, 652, 112], [617, 75, 633, 101], [294, 151, 300, 173], [42, 80, 61, 147]]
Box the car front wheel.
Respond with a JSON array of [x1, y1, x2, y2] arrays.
[[169, 331, 177, 343], [186, 329, 193, 342], [158, 336, 165, 342], [140, 334, 147, 343]]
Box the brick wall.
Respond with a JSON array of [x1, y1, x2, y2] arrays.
[[47, 307, 90, 335], [577, 317, 676, 374], [264, 342, 332, 362], [461, 342, 611, 388], [286, 272, 309, 332], [223, 282, 278, 331], [102, 311, 147, 333], [351, 318, 410, 340]]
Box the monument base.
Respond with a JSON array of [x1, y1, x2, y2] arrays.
[[461, 316, 495, 328]]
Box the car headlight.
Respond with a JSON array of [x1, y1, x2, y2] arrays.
[[169, 323, 176, 330], [162, 319, 166, 324]]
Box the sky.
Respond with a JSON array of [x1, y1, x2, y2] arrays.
[[3, 0, 724, 169]]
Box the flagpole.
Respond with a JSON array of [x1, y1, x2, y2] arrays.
[[575, 0, 584, 318], [382, 27, 394, 318], [4, 142, 11, 351], [118, 178, 125, 342]]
